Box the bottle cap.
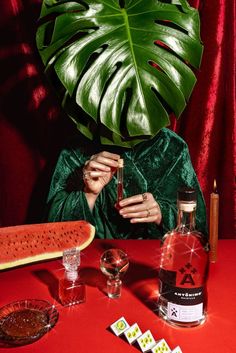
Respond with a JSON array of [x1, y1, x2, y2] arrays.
[[178, 187, 197, 201], [118, 159, 124, 168]]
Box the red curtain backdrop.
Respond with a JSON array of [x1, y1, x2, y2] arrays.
[[0, 0, 235, 238]]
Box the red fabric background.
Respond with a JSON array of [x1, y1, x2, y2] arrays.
[[0, 0, 235, 238]]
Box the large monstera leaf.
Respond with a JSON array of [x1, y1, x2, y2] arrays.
[[36, 0, 203, 147]]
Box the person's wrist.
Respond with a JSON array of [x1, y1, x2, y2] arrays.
[[83, 186, 100, 197], [83, 187, 100, 211]]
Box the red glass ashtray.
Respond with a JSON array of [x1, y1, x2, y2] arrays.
[[0, 299, 59, 346]]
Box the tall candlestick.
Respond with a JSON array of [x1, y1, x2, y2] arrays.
[[209, 179, 219, 263]]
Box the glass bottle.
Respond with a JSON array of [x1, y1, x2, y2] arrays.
[[158, 187, 209, 327], [115, 158, 124, 210], [59, 248, 86, 306]]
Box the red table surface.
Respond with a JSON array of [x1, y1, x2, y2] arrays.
[[0, 239, 235, 353]]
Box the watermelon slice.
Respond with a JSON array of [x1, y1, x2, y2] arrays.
[[0, 220, 95, 270]]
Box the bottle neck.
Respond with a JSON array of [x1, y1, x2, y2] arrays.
[[65, 270, 78, 282], [176, 201, 196, 232]]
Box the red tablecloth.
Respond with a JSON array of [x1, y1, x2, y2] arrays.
[[0, 239, 235, 353]]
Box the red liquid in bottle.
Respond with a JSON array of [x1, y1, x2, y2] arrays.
[[115, 182, 123, 210], [59, 277, 85, 306]]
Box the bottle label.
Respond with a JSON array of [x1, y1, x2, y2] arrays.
[[167, 302, 204, 322], [159, 280, 204, 322], [160, 282, 204, 305]]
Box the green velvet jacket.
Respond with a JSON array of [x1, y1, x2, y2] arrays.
[[46, 129, 207, 239]]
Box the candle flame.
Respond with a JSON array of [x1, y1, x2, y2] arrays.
[[213, 179, 218, 193]]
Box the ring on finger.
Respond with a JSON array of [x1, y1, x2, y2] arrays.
[[83, 170, 91, 180], [142, 193, 147, 202]]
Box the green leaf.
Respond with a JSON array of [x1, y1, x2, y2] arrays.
[[36, 0, 203, 147]]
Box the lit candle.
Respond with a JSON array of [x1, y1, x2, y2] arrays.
[[209, 179, 219, 262]]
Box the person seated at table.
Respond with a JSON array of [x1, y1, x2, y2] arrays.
[[46, 128, 207, 239]]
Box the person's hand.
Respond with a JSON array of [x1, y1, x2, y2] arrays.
[[118, 192, 162, 225], [83, 151, 120, 196]]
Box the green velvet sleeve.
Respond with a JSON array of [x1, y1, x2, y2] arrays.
[[148, 142, 208, 237], [46, 149, 95, 225], [46, 129, 208, 239]]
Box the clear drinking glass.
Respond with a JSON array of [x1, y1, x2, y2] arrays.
[[100, 248, 129, 299]]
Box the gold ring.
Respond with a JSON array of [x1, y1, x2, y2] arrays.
[[83, 170, 91, 180], [142, 193, 147, 202]]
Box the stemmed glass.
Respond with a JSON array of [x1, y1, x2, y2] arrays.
[[100, 249, 129, 299]]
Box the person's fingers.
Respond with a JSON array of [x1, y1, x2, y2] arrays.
[[130, 206, 161, 223], [119, 192, 162, 224], [86, 160, 111, 172], [83, 170, 110, 180], [120, 205, 158, 218], [85, 152, 120, 172], [119, 193, 155, 209], [119, 194, 145, 207], [130, 214, 158, 223]]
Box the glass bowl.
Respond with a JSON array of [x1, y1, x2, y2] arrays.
[[0, 299, 59, 346]]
